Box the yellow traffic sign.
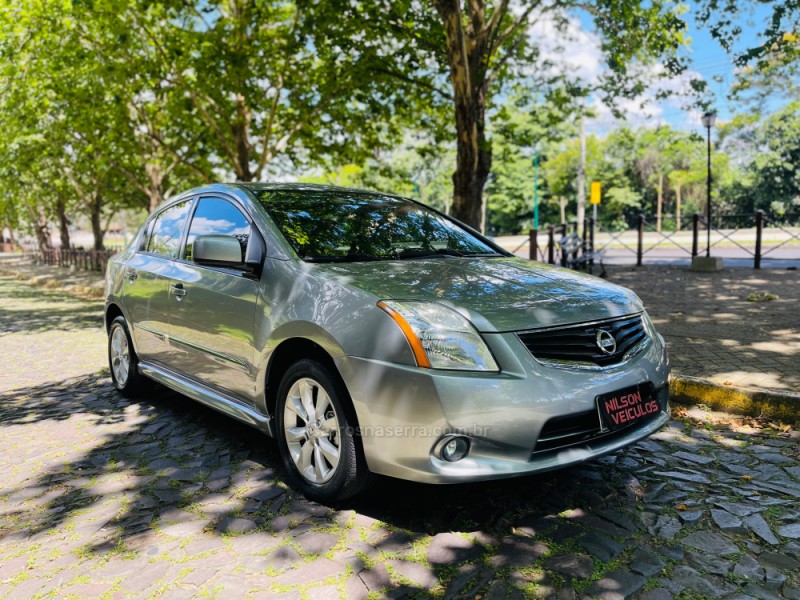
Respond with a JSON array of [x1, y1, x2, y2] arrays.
[[590, 181, 602, 205]]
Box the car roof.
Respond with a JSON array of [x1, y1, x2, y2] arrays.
[[231, 182, 406, 199]]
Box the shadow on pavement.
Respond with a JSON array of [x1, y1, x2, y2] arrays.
[[0, 277, 102, 335], [1, 370, 798, 599]]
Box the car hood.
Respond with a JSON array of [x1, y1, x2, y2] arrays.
[[314, 256, 643, 332]]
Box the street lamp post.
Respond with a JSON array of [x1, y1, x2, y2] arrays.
[[691, 111, 723, 272], [701, 111, 716, 257]]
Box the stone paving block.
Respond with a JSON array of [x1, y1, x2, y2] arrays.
[[357, 562, 391, 592], [215, 517, 257, 534], [294, 531, 339, 555], [263, 545, 302, 573], [639, 589, 673, 600], [578, 531, 623, 562], [427, 532, 482, 565], [681, 531, 740, 556], [745, 513, 781, 545], [628, 546, 666, 577], [711, 508, 747, 533], [344, 574, 370, 600], [387, 559, 438, 589], [227, 531, 280, 555], [490, 535, 549, 568], [271, 557, 345, 586], [368, 529, 412, 553], [306, 584, 339, 600], [122, 561, 170, 594], [686, 550, 732, 576], [542, 554, 593, 579], [668, 565, 737, 598]]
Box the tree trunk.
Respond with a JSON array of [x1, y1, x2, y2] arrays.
[[656, 173, 663, 233], [55, 198, 71, 249], [90, 193, 105, 250], [146, 162, 166, 213], [675, 183, 682, 231], [30, 204, 52, 252], [559, 197, 566, 225], [234, 94, 253, 181], [435, 0, 492, 230]]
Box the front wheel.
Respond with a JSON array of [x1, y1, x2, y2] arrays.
[[275, 359, 370, 502]]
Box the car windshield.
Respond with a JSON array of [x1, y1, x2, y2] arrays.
[[253, 189, 501, 262]]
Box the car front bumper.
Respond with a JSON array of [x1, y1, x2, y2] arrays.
[[335, 331, 670, 484]]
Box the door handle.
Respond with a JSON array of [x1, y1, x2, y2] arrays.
[[170, 283, 187, 298], [125, 269, 138, 282]]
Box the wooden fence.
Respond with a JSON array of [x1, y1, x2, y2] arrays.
[[40, 248, 118, 273]]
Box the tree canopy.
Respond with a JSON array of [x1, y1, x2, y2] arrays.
[[0, 0, 797, 247]]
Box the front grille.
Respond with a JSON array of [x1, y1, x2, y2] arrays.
[[517, 314, 647, 367]]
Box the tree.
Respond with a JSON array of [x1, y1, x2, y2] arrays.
[[312, 0, 697, 230], [666, 136, 706, 229], [485, 90, 577, 233], [132, 0, 419, 184], [749, 103, 800, 214], [300, 134, 456, 215]]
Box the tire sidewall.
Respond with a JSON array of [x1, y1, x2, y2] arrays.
[[108, 316, 137, 393], [275, 359, 359, 501]]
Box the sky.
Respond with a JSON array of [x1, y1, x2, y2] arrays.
[[536, 2, 791, 136]]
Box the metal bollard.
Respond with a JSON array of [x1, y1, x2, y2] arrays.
[[754, 210, 763, 269]]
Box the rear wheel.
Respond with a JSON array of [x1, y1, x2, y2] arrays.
[[275, 359, 370, 502], [108, 316, 148, 397]]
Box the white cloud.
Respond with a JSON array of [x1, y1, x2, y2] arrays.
[[526, 10, 706, 135], [527, 11, 604, 84]]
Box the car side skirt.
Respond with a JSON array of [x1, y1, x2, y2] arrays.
[[138, 361, 273, 436]]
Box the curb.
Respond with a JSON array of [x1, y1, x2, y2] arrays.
[[670, 374, 800, 423], [0, 266, 105, 301]]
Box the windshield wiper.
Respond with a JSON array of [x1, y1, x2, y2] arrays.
[[304, 254, 380, 263], [394, 248, 465, 259]]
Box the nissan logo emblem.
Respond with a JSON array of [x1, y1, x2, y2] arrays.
[[596, 329, 617, 355]]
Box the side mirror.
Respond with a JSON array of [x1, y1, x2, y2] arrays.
[[193, 235, 245, 266], [193, 227, 265, 277]]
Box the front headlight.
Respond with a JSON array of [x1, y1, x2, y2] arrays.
[[378, 300, 499, 372], [641, 310, 658, 340]]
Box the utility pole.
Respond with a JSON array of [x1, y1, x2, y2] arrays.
[[576, 103, 586, 235], [533, 147, 540, 230]]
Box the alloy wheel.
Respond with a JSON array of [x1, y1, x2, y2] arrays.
[[282, 377, 341, 484], [110, 325, 130, 386]]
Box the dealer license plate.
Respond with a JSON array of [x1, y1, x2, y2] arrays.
[[596, 383, 659, 432]]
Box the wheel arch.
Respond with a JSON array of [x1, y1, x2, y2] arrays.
[[104, 303, 124, 332], [264, 337, 349, 425]]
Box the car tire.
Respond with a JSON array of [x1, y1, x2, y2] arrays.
[[275, 359, 370, 502], [108, 315, 148, 397]]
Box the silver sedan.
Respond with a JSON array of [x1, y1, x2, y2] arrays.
[[104, 183, 670, 501]]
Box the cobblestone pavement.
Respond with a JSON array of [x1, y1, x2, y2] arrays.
[[606, 267, 800, 392], [2, 277, 800, 599]]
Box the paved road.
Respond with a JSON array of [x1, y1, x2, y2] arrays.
[[601, 247, 799, 270], [1, 276, 800, 599], [515, 247, 800, 270]]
